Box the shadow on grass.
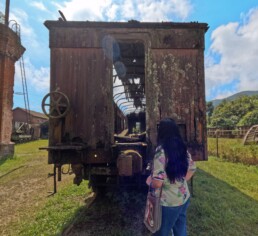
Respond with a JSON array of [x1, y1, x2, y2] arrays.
[[61, 189, 151, 236], [58, 168, 258, 236], [0, 155, 13, 166], [0, 165, 27, 179], [188, 169, 258, 236]]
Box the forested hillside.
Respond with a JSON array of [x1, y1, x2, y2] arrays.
[[210, 90, 258, 107], [207, 95, 258, 128]]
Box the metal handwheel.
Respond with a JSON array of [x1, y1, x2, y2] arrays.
[[41, 91, 70, 119]]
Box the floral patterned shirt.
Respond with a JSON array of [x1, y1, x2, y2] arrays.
[[152, 145, 196, 207]]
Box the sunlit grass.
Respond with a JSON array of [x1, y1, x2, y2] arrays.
[[18, 181, 91, 236], [188, 157, 258, 236], [208, 138, 258, 165], [1, 140, 258, 235], [20, 157, 258, 236], [0, 140, 48, 173]]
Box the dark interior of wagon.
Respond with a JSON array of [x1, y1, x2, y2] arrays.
[[113, 41, 146, 143]]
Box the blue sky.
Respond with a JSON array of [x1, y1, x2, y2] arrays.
[[1, 0, 258, 112]]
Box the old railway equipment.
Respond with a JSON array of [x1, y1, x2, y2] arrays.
[[41, 20, 208, 193], [41, 91, 70, 119]]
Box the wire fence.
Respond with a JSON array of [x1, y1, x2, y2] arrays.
[[207, 126, 251, 139]]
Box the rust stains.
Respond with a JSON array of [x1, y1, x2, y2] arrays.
[[43, 20, 208, 188]]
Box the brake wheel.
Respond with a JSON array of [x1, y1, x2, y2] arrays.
[[41, 91, 70, 119]]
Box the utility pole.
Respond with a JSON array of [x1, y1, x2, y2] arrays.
[[5, 0, 10, 26]]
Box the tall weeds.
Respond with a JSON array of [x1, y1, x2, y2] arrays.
[[208, 138, 258, 165]]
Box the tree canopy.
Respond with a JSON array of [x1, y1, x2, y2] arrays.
[[207, 95, 258, 129]]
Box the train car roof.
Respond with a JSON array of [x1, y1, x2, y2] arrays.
[[44, 20, 209, 31]]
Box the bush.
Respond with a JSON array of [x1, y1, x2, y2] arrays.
[[238, 110, 258, 126]]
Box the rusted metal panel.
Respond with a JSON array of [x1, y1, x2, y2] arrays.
[[45, 21, 207, 50], [146, 49, 207, 160], [48, 27, 205, 50], [49, 28, 101, 48], [49, 48, 113, 150], [150, 28, 206, 49]]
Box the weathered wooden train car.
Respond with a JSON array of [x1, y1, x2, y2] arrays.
[[41, 20, 208, 192]]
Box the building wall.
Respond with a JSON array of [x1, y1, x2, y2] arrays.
[[0, 23, 25, 158], [12, 108, 48, 139], [13, 109, 47, 125]]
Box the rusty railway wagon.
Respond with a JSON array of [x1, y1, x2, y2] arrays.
[[41, 20, 208, 192]]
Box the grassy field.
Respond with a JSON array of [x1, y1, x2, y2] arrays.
[[0, 140, 258, 235], [189, 158, 258, 236], [208, 137, 258, 165], [0, 140, 81, 236]]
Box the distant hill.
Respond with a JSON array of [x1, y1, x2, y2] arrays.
[[209, 90, 258, 107]]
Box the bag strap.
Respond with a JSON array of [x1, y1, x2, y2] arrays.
[[150, 146, 164, 197], [149, 174, 163, 198]]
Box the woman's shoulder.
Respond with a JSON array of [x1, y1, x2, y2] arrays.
[[154, 145, 165, 160], [155, 145, 166, 155], [187, 150, 191, 158], [154, 146, 166, 165], [155, 145, 163, 151]]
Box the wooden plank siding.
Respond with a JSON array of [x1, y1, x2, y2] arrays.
[[50, 48, 113, 148], [44, 21, 208, 166]]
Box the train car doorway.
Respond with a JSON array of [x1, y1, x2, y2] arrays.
[[113, 41, 146, 140]]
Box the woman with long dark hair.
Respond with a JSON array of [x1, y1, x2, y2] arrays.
[[146, 118, 196, 236]]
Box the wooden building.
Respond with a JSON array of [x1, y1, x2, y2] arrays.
[[12, 107, 48, 140]]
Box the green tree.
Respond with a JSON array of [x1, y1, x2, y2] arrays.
[[210, 117, 236, 129], [206, 101, 214, 126], [238, 110, 258, 126], [209, 95, 258, 129]]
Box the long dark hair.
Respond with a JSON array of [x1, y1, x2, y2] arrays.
[[157, 118, 188, 182]]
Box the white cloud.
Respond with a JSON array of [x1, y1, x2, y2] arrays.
[[30, 68, 50, 91], [137, 0, 191, 21], [214, 91, 236, 100], [121, 0, 136, 20], [15, 58, 50, 93], [59, 0, 113, 21], [30, 1, 48, 12], [13, 57, 50, 111], [9, 9, 40, 50], [106, 3, 119, 20], [9, 6, 50, 70], [58, 0, 192, 21], [205, 7, 258, 100]]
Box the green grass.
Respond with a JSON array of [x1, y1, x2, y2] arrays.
[[0, 140, 91, 236], [18, 181, 91, 236], [20, 157, 258, 236], [208, 138, 258, 165], [1, 140, 258, 235], [188, 156, 258, 236], [0, 140, 48, 173]]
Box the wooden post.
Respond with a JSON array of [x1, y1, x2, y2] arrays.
[[53, 164, 57, 194], [216, 129, 219, 157]]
